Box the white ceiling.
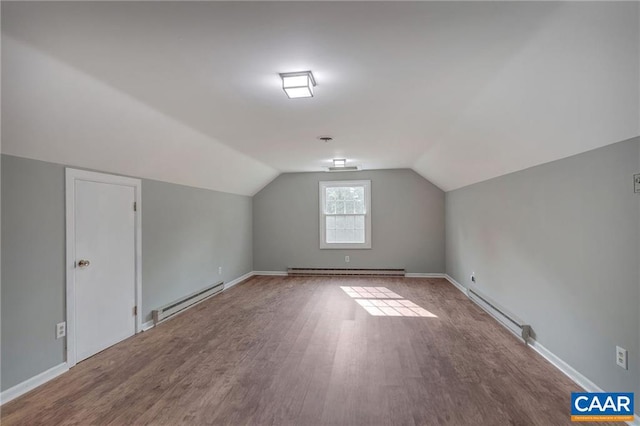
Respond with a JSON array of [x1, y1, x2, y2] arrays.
[[2, 2, 639, 194]]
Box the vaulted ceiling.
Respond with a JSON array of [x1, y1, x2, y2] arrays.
[[2, 2, 639, 195]]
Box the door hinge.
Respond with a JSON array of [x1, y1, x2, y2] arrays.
[[133, 306, 138, 316], [133, 202, 137, 212]]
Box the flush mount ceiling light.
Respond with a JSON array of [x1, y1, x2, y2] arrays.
[[279, 71, 316, 99], [328, 158, 359, 172]]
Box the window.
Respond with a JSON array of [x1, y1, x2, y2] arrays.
[[319, 180, 371, 249]]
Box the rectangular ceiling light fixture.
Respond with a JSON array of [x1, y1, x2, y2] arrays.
[[280, 71, 316, 99], [328, 159, 359, 171], [328, 166, 360, 172]]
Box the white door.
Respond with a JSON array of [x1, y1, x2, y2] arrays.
[[68, 172, 139, 363]]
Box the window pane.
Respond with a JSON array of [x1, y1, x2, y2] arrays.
[[345, 216, 355, 229], [355, 215, 364, 229], [354, 229, 365, 242], [355, 199, 364, 214], [337, 189, 345, 200], [344, 229, 355, 242], [326, 216, 336, 230], [355, 187, 364, 200], [345, 200, 355, 214], [327, 229, 336, 243], [336, 201, 345, 214], [327, 188, 337, 201], [335, 215, 345, 229], [344, 188, 354, 201], [326, 201, 336, 214]]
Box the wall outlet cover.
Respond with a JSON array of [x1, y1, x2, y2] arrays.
[[345, 256, 350, 263], [56, 322, 66, 339], [616, 346, 628, 369]]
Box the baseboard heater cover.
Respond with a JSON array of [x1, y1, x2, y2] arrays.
[[468, 287, 532, 344], [287, 268, 405, 277], [152, 281, 224, 325]]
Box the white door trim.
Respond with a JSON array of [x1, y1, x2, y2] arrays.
[[65, 168, 142, 368]]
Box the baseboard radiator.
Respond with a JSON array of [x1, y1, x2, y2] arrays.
[[287, 268, 405, 277], [468, 288, 532, 344], [152, 281, 224, 325]]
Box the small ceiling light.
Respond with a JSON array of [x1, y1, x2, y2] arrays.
[[328, 158, 359, 171], [280, 71, 316, 99]]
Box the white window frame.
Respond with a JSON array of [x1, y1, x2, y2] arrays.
[[319, 180, 371, 249]]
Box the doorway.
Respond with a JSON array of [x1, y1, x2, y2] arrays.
[[65, 169, 142, 366]]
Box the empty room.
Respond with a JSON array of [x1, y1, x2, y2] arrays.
[[1, 1, 639, 425]]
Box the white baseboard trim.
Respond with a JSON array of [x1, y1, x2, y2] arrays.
[[6, 273, 636, 422], [142, 271, 256, 332], [528, 340, 639, 425], [0, 362, 68, 405], [1, 269, 259, 405], [444, 274, 468, 296], [224, 271, 254, 290], [404, 273, 445, 278], [532, 338, 640, 425], [252, 271, 288, 276], [445, 274, 600, 391], [443, 274, 640, 423], [526, 339, 602, 392], [141, 320, 155, 331]]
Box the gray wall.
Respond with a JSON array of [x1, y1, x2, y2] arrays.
[[141, 180, 252, 322], [253, 169, 445, 273], [446, 137, 640, 398], [1, 156, 66, 391], [1, 154, 253, 390]]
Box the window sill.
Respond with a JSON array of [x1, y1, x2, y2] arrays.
[[320, 244, 372, 250]]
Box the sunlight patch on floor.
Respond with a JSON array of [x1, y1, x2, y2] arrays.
[[340, 286, 437, 318], [340, 286, 403, 299]]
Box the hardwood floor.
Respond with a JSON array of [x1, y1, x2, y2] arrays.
[[1, 276, 614, 425]]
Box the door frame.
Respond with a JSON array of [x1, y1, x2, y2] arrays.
[[65, 168, 142, 368]]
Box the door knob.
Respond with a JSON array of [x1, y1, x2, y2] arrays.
[[77, 259, 91, 267]]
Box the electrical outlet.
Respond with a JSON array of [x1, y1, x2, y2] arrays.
[[56, 322, 66, 339], [471, 272, 476, 283], [345, 256, 350, 263], [616, 346, 628, 369], [218, 266, 222, 275], [634, 174, 640, 193]]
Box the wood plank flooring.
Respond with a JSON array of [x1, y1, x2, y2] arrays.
[[1, 277, 614, 425]]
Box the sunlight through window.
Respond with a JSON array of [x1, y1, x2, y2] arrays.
[[340, 286, 437, 318]]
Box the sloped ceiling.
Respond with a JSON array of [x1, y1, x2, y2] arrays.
[[2, 2, 638, 195]]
